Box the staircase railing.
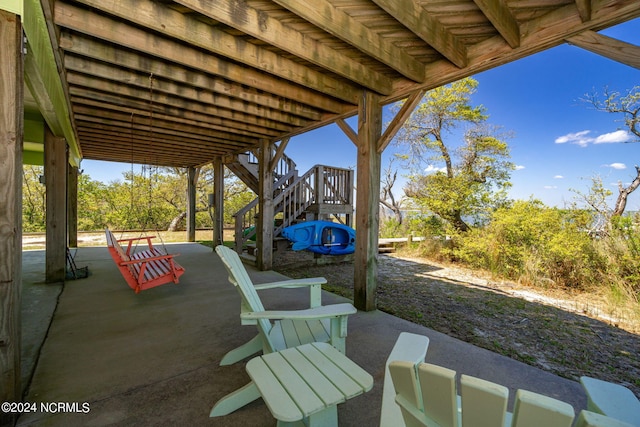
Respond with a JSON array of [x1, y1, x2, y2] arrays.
[[244, 150, 298, 181], [233, 164, 353, 252]]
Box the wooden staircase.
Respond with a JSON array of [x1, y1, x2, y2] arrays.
[[227, 152, 354, 253]]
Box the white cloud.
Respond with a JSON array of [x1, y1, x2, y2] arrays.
[[544, 185, 558, 189], [594, 130, 631, 144], [515, 165, 525, 170], [554, 175, 564, 179], [555, 130, 591, 147], [555, 129, 632, 147], [606, 163, 627, 170], [424, 165, 447, 173]]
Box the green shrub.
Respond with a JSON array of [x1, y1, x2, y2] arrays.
[[453, 200, 604, 289], [379, 218, 404, 238], [597, 216, 640, 299]]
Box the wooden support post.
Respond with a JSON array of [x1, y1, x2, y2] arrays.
[[187, 166, 197, 242], [346, 168, 355, 227], [67, 165, 78, 247], [44, 126, 67, 284], [354, 91, 383, 311], [313, 165, 325, 221], [0, 10, 24, 426], [257, 140, 274, 270], [212, 157, 224, 247]]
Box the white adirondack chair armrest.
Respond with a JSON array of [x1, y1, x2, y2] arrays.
[[253, 277, 327, 289], [254, 277, 327, 308], [240, 303, 356, 321]]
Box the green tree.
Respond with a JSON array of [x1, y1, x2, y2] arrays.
[[584, 86, 640, 217], [77, 173, 112, 231], [162, 165, 256, 229], [394, 78, 515, 231], [22, 165, 46, 232], [220, 169, 255, 225], [23, 162, 256, 233], [380, 158, 405, 225]]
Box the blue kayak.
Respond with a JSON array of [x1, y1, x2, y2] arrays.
[[281, 220, 356, 255]]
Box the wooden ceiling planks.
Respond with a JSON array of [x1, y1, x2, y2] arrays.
[[44, 0, 640, 168]]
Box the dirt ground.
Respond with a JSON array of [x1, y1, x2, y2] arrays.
[[273, 249, 640, 398]]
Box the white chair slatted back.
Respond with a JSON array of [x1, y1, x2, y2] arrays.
[[460, 374, 509, 427], [511, 389, 575, 427], [418, 363, 459, 427], [389, 361, 460, 427], [215, 246, 273, 340], [385, 336, 634, 427], [381, 332, 430, 427], [388, 361, 425, 427]]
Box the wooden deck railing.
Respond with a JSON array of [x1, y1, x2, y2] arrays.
[[233, 164, 353, 252]]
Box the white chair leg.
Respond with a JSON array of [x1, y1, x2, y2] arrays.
[[210, 382, 261, 417], [220, 334, 263, 366]]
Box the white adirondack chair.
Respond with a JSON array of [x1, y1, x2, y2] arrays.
[[211, 245, 358, 417], [381, 332, 430, 427], [580, 376, 640, 427], [386, 333, 633, 427]]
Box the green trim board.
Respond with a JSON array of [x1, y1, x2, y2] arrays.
[[23, 109, 45, 166], [23, 150, 43, 165], [24, 111, 44, 143], [0, 0, 23, 16], [21, 0, 81, 166]]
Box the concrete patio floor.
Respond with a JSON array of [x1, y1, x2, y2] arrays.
[[17, 243, 587, 426]]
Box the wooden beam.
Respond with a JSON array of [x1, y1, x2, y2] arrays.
[[270, 137, 290, 172], [70, 95, 282, 139], [212, 157, 225, 247], [174, 0, 394, 94], [337, 103, 417, 156], [0, 11, 24, 425], [336, 119, 359, 147], [378, 89, 426, 154], [354, 91, 383, 311], [71, 108, 263, 146], [575, 0, 592, 22], [272, 0, 425, 82], [44, 126, 67, 283], [371, 0, 468, 68], [257, 140, 274, 271], [69, 93, 286, 139], [384, 0, 640, 104], [473, 0, 520, 48], [75, 126, 246, 155], [58, 0, 361, 104], [63, 57, 312, 128], [59, 32, 345, 116], [566, 30, 640, 69]]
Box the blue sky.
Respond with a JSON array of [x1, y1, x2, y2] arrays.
[[84, 17, 640, 211]]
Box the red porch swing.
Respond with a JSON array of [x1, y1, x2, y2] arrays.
[[104, 74, 185, 293]]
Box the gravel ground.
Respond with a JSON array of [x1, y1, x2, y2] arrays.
[[273, 249, 640, 397]]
